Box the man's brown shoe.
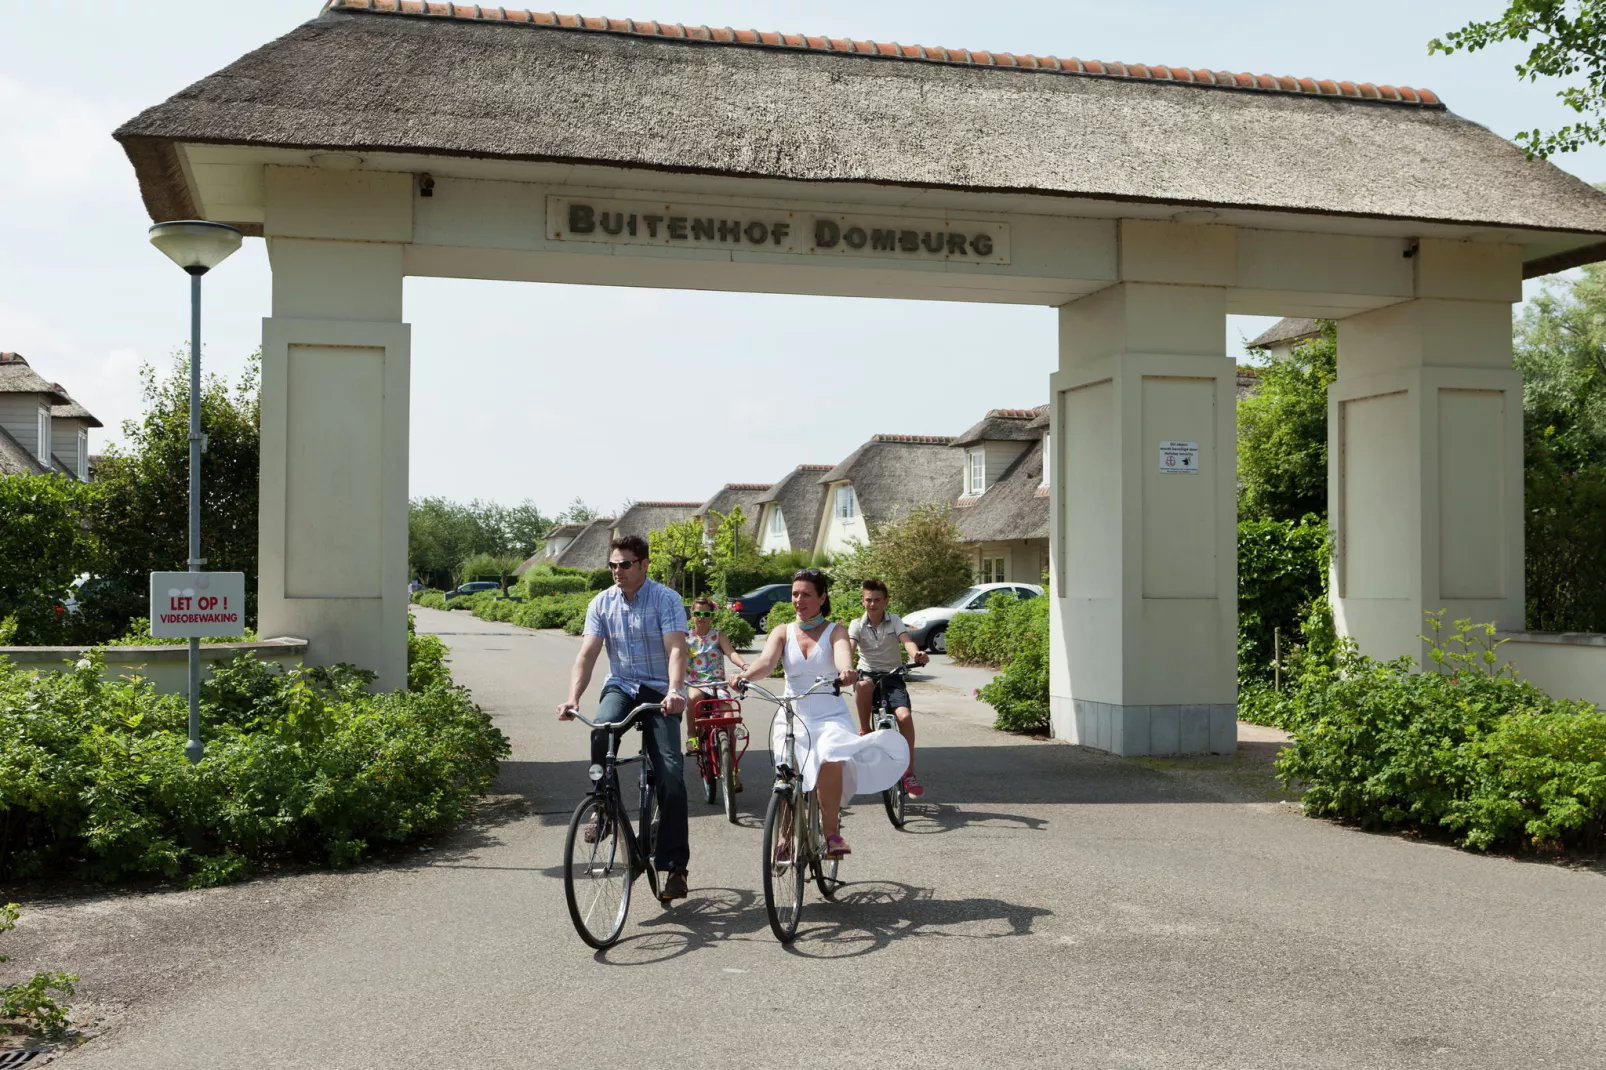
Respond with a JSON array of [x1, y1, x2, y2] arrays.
[[660, 869, 689, 901]]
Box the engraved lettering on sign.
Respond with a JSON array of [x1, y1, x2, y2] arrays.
[[546, 196, 1010, 263]]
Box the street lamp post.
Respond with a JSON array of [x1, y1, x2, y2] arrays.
[[148, 221, 243, 764]]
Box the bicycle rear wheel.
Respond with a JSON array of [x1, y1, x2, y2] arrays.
[[719, 729, 738, 824], [762, 782, 805, 943], [563, 795, 633, 950], [638, 771, 661, 900]]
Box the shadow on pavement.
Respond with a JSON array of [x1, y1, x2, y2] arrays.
[[786, 880, 1053, 959]]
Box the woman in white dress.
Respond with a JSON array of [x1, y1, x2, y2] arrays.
[[732, 569, 910, 857]]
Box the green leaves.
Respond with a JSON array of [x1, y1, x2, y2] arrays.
[[0, 474, 98, 645], [1238, 325, 1336, 524], [1430, 0, 1606, 158]]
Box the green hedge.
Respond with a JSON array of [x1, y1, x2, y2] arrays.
[[521, 574, 590, 598], [1238, 517, 1328, 688], [946, 592, 1033, 667], [587, 569, 614, 591], [510, 592, 594, 631], [724, 567, 795, 597], [0, 646, 508, 885], [413, 589, 448, 610], [705, 609, 755, 651], [1265, 616, 1606, 853]]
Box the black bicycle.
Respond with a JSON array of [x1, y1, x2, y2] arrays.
[[864, 664, 915, 828], [734, 675, 846, 944], [560, 701, 663, 950]]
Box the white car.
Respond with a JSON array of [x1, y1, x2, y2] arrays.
[[902, 582, 1044, 654]]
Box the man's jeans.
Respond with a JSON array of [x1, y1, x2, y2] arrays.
[[591, 683, 689, 872]]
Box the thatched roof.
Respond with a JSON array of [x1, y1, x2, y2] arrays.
[[953, 407, 1047, 448], [1247, 317, 1321, 349], [757, 464, 833, 543], [551, 516, 617, 569], [543, 522, 587, 540], [613, 501, 702, 541], [955, 438, 1049, 544], [0, 425, 49, 477], [0, 355, 68, 403], [1026, 409, 1049, 432], [114, 3, 1606, 272], [821, 434, 961, 526], [695, 484, 772, 536], [48, 386, 103, 428]]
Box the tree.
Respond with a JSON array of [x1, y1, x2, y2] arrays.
[[1513, 263, 1606, 629], [847, 503, 973, 614], [648, 517, 710, 595], [458, 551, 525, 593], [1430, 2, 1606, 158], [89, 353, 260, 640], [709, 505, 762, 593], [560, 497, 598, 524], [502, 500, 554, 558], [1237, 324, 1337, 523], [408, 498, 553, 588], [0, 475, 97, 644]]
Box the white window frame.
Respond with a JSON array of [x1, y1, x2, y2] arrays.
[[76, 428, 88, 480], [834, 485, 856, 520], [981, 556, 1006, 584], [966, 447, 986, 495], [1041, 433, 1050, 488], [768, 506, 785, 535], [35, 406, 50, 465]]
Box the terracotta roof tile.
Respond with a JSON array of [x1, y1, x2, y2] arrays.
[[321, 1, 1442, 106], [722, 482, 773, 491], [870, 434, 955, 445]]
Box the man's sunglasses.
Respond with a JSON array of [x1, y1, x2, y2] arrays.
[[691, 610, 714, 618], [607, 559, 639, 571]]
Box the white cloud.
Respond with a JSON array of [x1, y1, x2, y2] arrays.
[[0, 74, 134, 200]]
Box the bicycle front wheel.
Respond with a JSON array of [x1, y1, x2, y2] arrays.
[[700, 738, 719, 806], [762, 783, 805, 943], [563, 795, 633, 950], [882, 783, 906, 829], [719, 729, 738, 824]]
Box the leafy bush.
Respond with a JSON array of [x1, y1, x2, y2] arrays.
[[412, 589, 448, 610], [587, 569, 613, 591], [1239, 325, 1336, 522], [764, 599, 855, 633], [521, 574, 589, 598], [407, 618, 450, 691], [0, 650, 509, 884], [977, 596, 1051, 732], [946, 591, 1032, 667], [707, 608, 754, 651], [511, 592, 593, 631], [1, 903, 76, 1039], [1237, 517, 1328, 687], [1273, 615, 1606, 853], [833, 503, 971, 616], [1525, 452, 1606, 631]]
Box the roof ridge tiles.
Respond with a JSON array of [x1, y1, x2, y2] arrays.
[[723, 482, 774, 489], [870, 433, 956, 444], [321, 1, 1442, 106], [632, 500, 705, 506]]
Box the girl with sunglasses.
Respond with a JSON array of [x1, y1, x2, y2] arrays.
[[685, 596, 748, 754]]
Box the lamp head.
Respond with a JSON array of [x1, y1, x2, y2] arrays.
[[148, 220, 243, 275]]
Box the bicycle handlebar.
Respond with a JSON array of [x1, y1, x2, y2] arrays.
[[862, 663, 914, 680], [732, 675, 840, 706], [565, 702, 663, 734]]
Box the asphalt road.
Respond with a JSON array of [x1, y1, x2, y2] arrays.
[[12, 607, 1606, 1069]]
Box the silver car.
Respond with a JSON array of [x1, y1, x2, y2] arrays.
[[902, 582, 1044, 654]]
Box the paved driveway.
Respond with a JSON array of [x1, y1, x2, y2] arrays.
[[9, 607, 1604, 1069]]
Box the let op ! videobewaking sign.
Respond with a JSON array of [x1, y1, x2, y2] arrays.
[[149, 572, 246, 639]]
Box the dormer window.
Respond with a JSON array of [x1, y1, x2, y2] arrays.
[[834, 485, 856, 520], [769, 507, 785, 535], [1041, 433, 1050, 488], [966, 447, 985, 495], [77, 429, 89, 481], [36, 406, 50, 465]]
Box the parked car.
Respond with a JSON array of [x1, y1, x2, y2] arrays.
[[726, 583, 793, 632], [445, 580, 502, 600], [902, 582, 1043, 654]]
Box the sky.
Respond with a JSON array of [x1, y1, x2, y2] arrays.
[[3, 0, 1603, 516]]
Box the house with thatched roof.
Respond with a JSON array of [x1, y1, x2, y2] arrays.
[[953, 408, 1050, 584], [551, 516, 617, 570], [755, 465, 833, 554], [512, 521, 588, 575], [812, 434, 961, 557], [952, 407, 1049, 583], [614, 501, 704, 542], [693, 483, 771, 544], [1247, 317, 1322, 360], [0, 353, 99, 481]]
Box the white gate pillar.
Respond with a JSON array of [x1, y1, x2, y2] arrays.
[[1048, 282, 1238, 755], [1331, 241, 1525, 664], [258, 166, 412, 689]]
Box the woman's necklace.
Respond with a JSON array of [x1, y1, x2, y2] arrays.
[[798, 612, 827, 630]]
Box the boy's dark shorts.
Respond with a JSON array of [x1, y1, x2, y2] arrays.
[[867, 673, 911, 715]]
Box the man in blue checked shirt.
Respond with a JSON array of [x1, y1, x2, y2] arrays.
[[557, 534, 693, 901]]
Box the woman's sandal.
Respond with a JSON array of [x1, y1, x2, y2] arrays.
[[824, 834, 851, 858]]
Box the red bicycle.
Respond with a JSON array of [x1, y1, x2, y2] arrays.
[[691, 683, 748, 823]]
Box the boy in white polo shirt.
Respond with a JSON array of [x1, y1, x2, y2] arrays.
[[848, 578, 929, 797]]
